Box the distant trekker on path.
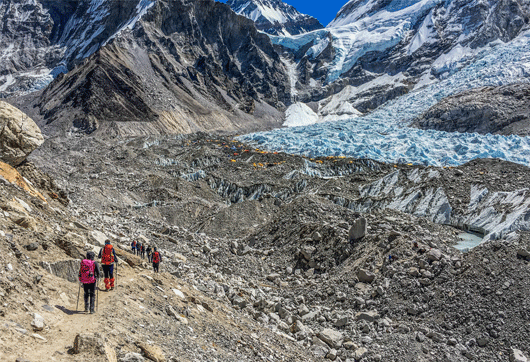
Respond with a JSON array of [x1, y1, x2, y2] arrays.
[[131, 240, 137, 255], [141, 244, 146, 259], [146, 245, 152, 262], [78, 251, 100, 314], [152, 247, 161, 273], [98, 239, 118, 291], [137, 241, 143, 257]]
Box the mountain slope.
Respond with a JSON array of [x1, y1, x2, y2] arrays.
[[226, 0, 323, 36], [0, 0, 154, 97], [272, 0, 530, 120], [7, 0, 291, 136]]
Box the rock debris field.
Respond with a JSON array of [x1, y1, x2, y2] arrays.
[[1, 132, 529, 362]]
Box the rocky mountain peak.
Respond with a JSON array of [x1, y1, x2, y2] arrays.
[[226, 0, 323, 35]]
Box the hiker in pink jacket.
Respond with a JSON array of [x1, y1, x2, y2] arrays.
[[78, 251, 101, 314]]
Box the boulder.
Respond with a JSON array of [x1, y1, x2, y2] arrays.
[[40, 259, 81, 283], [426, 248, 442, 261], [357, 269, 375, 283], [511, 349, 528, 362], [73, 333, 106, 355], [136, 342, 166, 362], [0, 101, 44, 166], [349, 217, 367, 241], [317, 328, 344, 348], [90, 230, 109, 247], [120, 353, 145, 362], [355, 310, 380, 323]]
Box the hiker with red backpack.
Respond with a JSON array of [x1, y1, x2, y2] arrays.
[[98, 239, 118, 291], [78, 251, 100, 314], [131, 240, 137, 255], [152, 247, 161, 273]]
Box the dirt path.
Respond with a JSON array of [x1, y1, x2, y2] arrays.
[[5, 263, 139, 362]]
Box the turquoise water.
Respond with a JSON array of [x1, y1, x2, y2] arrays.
[[454, 232, 484, 251]]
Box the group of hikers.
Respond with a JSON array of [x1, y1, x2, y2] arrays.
[[78, 238, 162, 314]]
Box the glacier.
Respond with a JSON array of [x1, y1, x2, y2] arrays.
[[239, 31, 530, 168]]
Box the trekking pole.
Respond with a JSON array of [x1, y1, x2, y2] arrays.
[[96, 280, 99, 312], [115, 262, 118, 289], [76, 283, 81, 311]]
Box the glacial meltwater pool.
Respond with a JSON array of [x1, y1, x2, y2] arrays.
[[454, 232, 485, 251]]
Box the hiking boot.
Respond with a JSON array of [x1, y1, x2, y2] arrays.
[[110, 287, 114, 290], [90, 309, 95, 314]]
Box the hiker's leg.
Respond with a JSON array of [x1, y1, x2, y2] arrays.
[[83, 284, 90, 312], [103, 265, 111, 290], [88, 283, 96, 313], [109, 264, 115, 289]]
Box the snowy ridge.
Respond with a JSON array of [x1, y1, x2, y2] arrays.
[[226, 0, 323, 36], [239, 31, 530, 167]]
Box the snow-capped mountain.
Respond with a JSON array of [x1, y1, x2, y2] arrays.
[[0, 0, 154, 97], [226, 0, 323, 36], [272, 0, 530, 121], [2, 0, 290, 136]]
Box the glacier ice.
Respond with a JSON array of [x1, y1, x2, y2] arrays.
[[239, 31, 530, 168]]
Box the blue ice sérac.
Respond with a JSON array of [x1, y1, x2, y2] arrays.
[[239, 32, 530, 167]]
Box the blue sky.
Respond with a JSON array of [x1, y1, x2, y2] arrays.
[[283, 0, 347, 26], [220, 0, 348, 27]]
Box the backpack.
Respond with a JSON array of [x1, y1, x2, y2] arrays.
[[79, 259, 96, 284], [101, 244, 115, 265], [132, 241, 137, 248], [152, 252, 160, 263]]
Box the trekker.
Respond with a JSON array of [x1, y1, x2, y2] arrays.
[[131, 240, 137, 255], [98, 239, 118, 291], [78, 251, 100, 314], [146, 245, 152, 262], [152, 247, 161, 273], [137, 241, 142, 257], [141, 244, 146, 259]]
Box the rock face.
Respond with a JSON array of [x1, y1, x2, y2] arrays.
[[273, 0, 530, 121], [0, 101, 44, 166], [412, 83, 530, 136], [226, 0, 323, 36], [2, 0, 290, 136]]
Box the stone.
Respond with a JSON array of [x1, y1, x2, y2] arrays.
[[298, 304, 310, 316], [32, 333, 47, 342], [357, 269, 375, 283], [318, 328, 343, 348], [25, 242, 39, 251], [73, 333, 106, 355], [90, 230, 108, 247], [477, 336, 488, 347], [302, 310, 319, 322], [510, 349, 528, 362], [15, 216, 37, 230], [136, 342, 166, 362], [300, 245, 316, 261], [334, 315, 349, 327], [266, 273, 280, 281], [517, 249, 530, 259], [40, 260, 81, 283], [0, 101, 44, 166], [343, 341, 358, 350], [120, 352, 145, 362], [354, 347, 368, 360], [426, 248, 442, 262], [172, 289, 185, 299], [31, 313, 45, 331], [355, 310, 380, 323], [349, 217, 367, 240], [326, 349, 337, 360], [290, 320, 306, 334]]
